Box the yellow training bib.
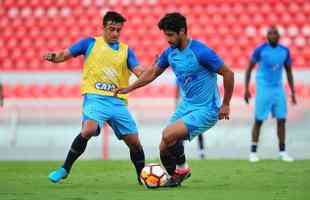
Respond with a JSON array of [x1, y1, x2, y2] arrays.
[[81, 37, 131, 102]]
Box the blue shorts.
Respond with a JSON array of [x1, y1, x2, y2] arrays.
[[169, 102, 219, 141], [82, 94, 138, 139], [255, 86, 287, 121]]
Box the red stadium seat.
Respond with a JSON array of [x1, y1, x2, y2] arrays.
[[1, 0, 310, 73]]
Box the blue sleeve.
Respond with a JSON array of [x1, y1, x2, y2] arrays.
[[69, 37, 95, 57], [284, 48, 292, 65], [127, 48, 139, 70], [156, 48, 170, 69], [251, 45, 263, 64], [191, 40, 224, 72]]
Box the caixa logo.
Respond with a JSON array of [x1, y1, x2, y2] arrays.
[[95, 82, 117, 92]]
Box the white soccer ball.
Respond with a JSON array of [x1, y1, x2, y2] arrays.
[[140, 163, 167, 188]]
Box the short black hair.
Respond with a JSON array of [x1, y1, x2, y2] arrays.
[[158, 12, 187, 34], [103, 11, 126, 26]]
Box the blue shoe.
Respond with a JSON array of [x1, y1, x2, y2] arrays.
[[48, 167, 68, 183]]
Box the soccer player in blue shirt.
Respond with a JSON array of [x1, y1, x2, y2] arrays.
[[244, 26, 297, 162], [43, 11, 146, 184], [115, 13, 234, 187]]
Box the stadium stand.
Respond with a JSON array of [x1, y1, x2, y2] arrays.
[[1, 0, 310, 98]]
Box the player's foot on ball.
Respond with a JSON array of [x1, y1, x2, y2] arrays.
[[48, 167, 68, 183], [164, 167, 192, 187], [249, 153, 260, 162], [279, 152, 294, 162]]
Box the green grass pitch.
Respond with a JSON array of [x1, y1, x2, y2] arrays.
[[1, 160, 309, 200]]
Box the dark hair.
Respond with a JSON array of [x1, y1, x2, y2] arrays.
[[158, 12, 187, 34], [103, 11, 126, 26]]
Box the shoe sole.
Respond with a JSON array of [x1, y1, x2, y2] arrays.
[[48, 175, 67, 183], [163, 170, 192, 188], [179, 172, 191, 185]]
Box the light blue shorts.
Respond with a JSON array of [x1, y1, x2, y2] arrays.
[[169, 102, 219, 141], [255, 86, 287, 121], [82, 94, 138, 139]]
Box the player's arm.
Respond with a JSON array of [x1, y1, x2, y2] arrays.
[[43, 37, 94, 63], [115, 50, 169, 95], [0, 82, 3, 107], [217, 65, 234, 120], [115, 65, 165, 95], [244, 61, 256, 104], [127, 48, 145, 78], [43, 50, 73, 63], [194, 42, 234, 119], [244, 45, 261, 104], [130, 66, 145, 78], [284, 63, 297, 105]]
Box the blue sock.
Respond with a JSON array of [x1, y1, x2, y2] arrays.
[[279, 143, 285, 152], [62, 134, 88, 173]]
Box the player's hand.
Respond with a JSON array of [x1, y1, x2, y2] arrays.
[[113, 87, 130, 96], [291, 93, 297, 105], [244, 90, 251, 104], [219, 104, 230, 120], [43, 52, 56, 62]]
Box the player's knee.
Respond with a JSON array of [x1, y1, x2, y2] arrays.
[[255, 119, 263, 127], [161, 130, 175, 148], [277, 118, 286, 125], [159, 140, 167, 153], [124, 135, 142, 152], [129, 141, 142, 152], [81, 127, 98, 139]]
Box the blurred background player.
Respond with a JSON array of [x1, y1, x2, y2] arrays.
[[244, 26, 297, 162], [197, 135, 205, 159], [115, 12, 234, 187], [43, 11, 145, 184], [0, 81, 3, 107]]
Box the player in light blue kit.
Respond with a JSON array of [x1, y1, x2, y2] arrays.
[[115, 13, 234, 187], [244, 26, 297, 162]]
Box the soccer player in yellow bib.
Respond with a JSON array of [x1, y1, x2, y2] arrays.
[[43, 11, 145, 184]]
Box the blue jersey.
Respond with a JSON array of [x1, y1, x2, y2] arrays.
[[69, 37, 139, 70], [157, 39, 224, 108], [251, 43, 291, 87]]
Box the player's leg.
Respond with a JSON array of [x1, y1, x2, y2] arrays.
[[250, 88, 270, 162], [175, 140, 188, 169], [160, 120, 191, 187], [62, 120, 99, 172], [161, 107, 188, 176], [48, 120, 100, 183], [277, 118, 286, 151], [48, 94, 108, 183], [160, 121, 188, 175], [162, 108, 218, 187], [249, 119, 263, 162], [122, 134, 145, 184], [276, 119, 293, 161], [108, 103, 145, 183], [272, 90, 293, 161], [197, 134, 205, 159]]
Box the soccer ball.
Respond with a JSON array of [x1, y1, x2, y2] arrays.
[[140, 163, 167, 188]]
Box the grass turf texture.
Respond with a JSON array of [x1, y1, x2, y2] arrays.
[[1, 160, 309, 200]]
